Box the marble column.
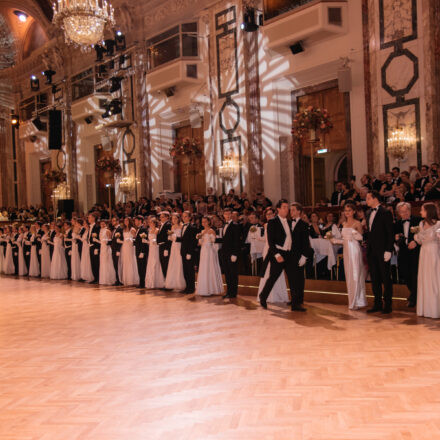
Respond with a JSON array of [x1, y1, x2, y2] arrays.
[[0, 112, 14, 207], [135, 50, 152, 199]]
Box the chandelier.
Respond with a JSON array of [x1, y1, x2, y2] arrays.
[[387, 126, 414, 160], [119, 175, 136, 195], [218, 154, 239, 181], [52, 0, 115, 49]]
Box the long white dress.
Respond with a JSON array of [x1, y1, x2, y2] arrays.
[[99, 228, 116, 285], [4, 236, 15, 275], [415, 221, 440, 318], [80, 230, 94, 282], [71, 232, 82, 281], [28, 234, 40, 277], [258, 226, 289, 303], [341, 227, 367, 310], [18, 234, 28, 276], [120, 229, 139, 287], [145, 232, 165, 289], [50, 236, 68, 280], [40, 234, 51, 278], [196, 233, 223, 296], [165, 228, 186, 290]]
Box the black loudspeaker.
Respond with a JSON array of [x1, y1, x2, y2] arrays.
[[48, 110, 62, 150], [58, 199, 74, 219], [289, 41, 304, 55]]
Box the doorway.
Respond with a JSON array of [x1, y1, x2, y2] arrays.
[[95, 145, 116, 209], [173, 124, 206, 197]]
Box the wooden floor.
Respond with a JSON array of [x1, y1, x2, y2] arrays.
[[1, 277, 440, 440]]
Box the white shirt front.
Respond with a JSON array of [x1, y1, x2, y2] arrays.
[[403, 219, 410, 244], [291, 218, 299, 231], [276, 216, 292, 251]]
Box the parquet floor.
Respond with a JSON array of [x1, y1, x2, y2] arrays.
[[1, 277, 440, 440]]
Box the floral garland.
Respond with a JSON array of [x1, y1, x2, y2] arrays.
[[96, 157, 122, 174], [292, 106, 333, 145], [43, 170, 66, 184], [169, 137, 202, 158]]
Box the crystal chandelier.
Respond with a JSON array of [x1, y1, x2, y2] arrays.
[[387, 126, 414, 160], [218, 154, 239, 181], [52, 0, 115, 49], [119, 175, 135, 194]]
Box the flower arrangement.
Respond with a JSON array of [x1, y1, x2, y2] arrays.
[[292, 106, 333, 145], [324, 231, 333, 240], [410, 226, 420, 234], [43, 170, 66, 184], [96, 157, 122, 174], [169, 137, 202, 158]]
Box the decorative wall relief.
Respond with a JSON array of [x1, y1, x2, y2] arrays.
[[215, 5, 243, 191], [378, 0, 421, 170]]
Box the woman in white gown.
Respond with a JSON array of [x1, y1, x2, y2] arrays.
[[98, 220, 116, 285], [145, 217, 164, 289], [331, 202, 367, 310], [120, 217, 139, 287], [80, 222, 94, 282], [17, 227, 28, 276], [3, 227, 15, 275], [258, 208, 289, 303], [28, 225, 40, 277], [40, 225, 51, 278], [50, 225, 68, 280], [414, 203, 440, 319], [70, 219, 82, 281], [165, 213, 186, 291], [196, 216, 223, 296]]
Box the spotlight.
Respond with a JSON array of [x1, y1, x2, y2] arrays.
[[289, 41, 304, 54], [109, 99, 122, 115], [84, 116, 94, 124], [119, 54, 126, 68], [164, 86, 176, 98], [30, 75, 40, 91], [42, 69, 56, 84], [32, 116, 45, 131], [98, 64, 107, 75], [13, 10, 28, 22], [94, 44, 106, 61], [115, 31, 126, 51], [11, 114, 19, 128], [110, 76, 123, 93], [104, 39, 116, 56], [241, 7, 261, 32]]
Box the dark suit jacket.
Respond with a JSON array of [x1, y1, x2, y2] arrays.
[[331, 191, 343, 206], [176, 223, 198, 257], [111, 226, 124, 253], [366, 206, 394, 256], [157, 221, 172, 251], [88, 224, 101, 252], [134, 227, 149, 258], [291, 219, 314, 263], [216, 221, 241, 256], [394, 216, 421, 256], [64, 229, 73, 252]]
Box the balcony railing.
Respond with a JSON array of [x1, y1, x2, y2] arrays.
[[146, 22, 198, 72], [264, 0, 315, 21]]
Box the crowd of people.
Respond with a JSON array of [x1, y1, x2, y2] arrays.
[[1, 171, 440, 319]]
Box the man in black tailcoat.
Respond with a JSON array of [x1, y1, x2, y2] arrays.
[[48, 222, 56, 260], [111, 217, 123, 286], [87, 213, 101, 284], [216, 208, 241, 299], [365, 190, 394, 314], [394, 202, 421, 308], [134, 216, 149, 289], [157, 211, 172, 279], [259, 201, 312, 311], [174, 211, 198, 294], [63, 221, 73, 280], [22, 225, 31, 274]]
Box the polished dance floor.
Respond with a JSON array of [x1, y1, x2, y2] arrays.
[[1, 277, 440, 440]]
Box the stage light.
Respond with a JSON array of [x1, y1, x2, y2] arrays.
[[13, 10, 28, 22], [109, 99, 122, 115], [241, 7, 260, 32], [42, 69, 56, 84], [30, 75, 39, 91], [94, 44, 106, 61], [110, 76, 123, 93], [11, 114, 19, 127], [104, 39, 116, 56], [115, 31, 126, 50]]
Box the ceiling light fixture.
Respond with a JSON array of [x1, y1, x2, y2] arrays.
[[14, 10, 28, 22]]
